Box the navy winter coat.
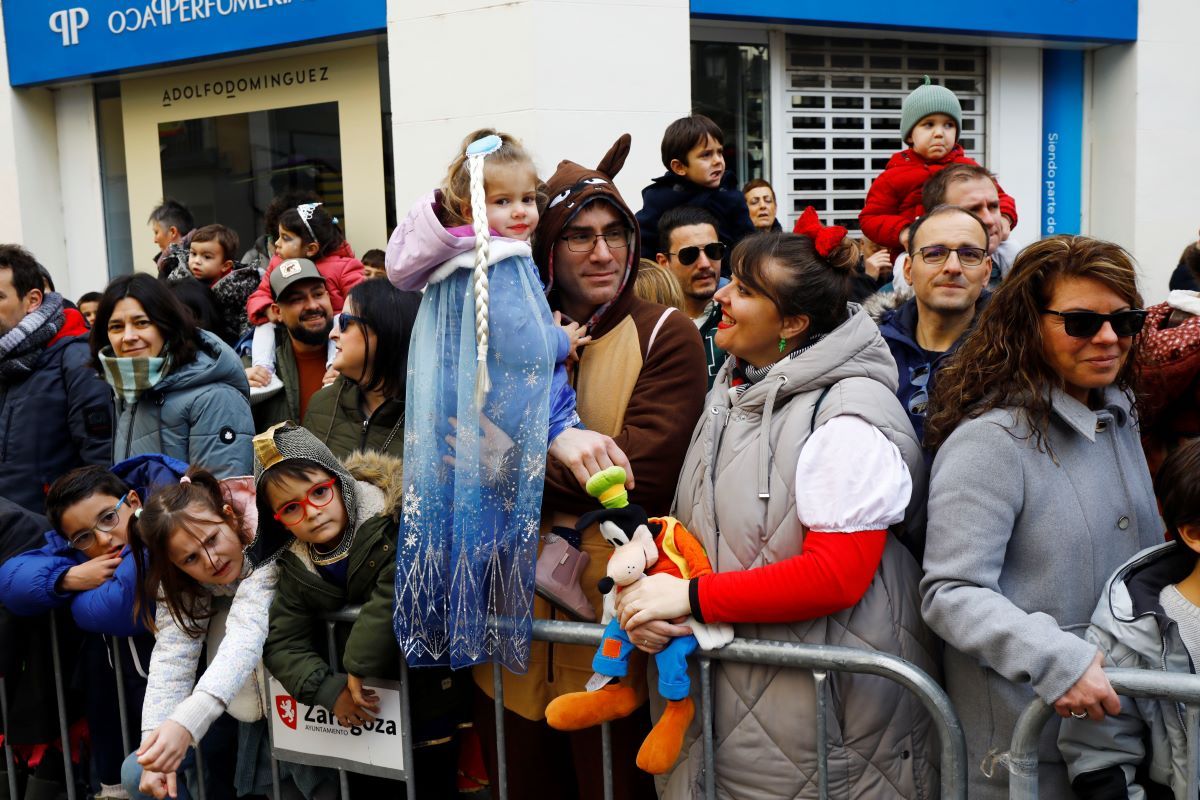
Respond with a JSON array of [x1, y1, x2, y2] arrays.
[[111, 329, 255, 477], [878, 294, 987, 447], [0, 316, 113, 513], [635, 171, 756, 260]]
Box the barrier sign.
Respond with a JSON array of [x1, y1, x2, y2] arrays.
[[268, 676, 407, 779]]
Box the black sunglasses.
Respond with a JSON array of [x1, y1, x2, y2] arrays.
[[669, 242, 725, 266], [1042, 309, 1147, 338]]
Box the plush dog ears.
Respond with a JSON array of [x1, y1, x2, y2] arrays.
[[596, 134, 632, 180]]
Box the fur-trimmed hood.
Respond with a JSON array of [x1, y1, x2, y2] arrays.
[[283, 449, 403, 573]]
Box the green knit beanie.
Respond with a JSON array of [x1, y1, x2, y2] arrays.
[[900, 76, 962, 143]]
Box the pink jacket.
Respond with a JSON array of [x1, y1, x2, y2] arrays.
[[385, 191, 479, 291], [245, 242, 364, 325]]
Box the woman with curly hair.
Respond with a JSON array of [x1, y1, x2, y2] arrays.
[[920, 235, 1164, 798]]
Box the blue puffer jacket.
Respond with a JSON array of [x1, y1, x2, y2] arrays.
[[110, 330, 254, 477], [0, 454, 187, 636]]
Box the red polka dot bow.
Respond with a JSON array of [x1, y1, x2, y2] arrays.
[[792, 206, 848, 258]]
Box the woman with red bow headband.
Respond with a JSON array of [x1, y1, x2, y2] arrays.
[[612, 217, 940, 799]]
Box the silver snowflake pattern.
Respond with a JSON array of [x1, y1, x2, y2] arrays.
[[524, 369, 540, 387], [405, 429, 420, 447], [402, 486, 422, 520], [404, 530, 418, 548], [502, 496, 516, 513]]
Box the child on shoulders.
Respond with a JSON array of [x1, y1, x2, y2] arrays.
[[635, 114, 756, 260], [859, 76, 1018, 254], [164, 224, 261, 342], [1059, 438, 1200, 797]]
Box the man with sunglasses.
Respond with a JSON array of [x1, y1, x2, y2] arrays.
[[878, 205, 992, 446], [655, 206, 729, 388], [244, 258, 335, 431]]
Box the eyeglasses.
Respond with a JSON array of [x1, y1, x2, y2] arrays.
[[560, 229, 630, 253], [1041, 309, 1148, 339], [333, 312, 367, 332], [69, 495, 128, 551], [915, 245, 988, 267], [273, 478, 338, 527], [668, 242, 726, 266]]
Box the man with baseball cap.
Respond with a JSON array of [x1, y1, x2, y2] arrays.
[[244, 258, 334, 431]]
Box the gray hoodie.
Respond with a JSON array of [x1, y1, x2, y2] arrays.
[[1058, 541, 1199, 799]]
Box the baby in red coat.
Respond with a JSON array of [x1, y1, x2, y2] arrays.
[[859, 76, 1018, 253]]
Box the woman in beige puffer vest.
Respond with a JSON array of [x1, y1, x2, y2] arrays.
[[616, 230, 941, 799]]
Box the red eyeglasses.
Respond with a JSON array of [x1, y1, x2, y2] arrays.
[[273, 478, 338, 527]]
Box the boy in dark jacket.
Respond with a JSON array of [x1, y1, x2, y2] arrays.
[[165, 223, 261, 344], [0, 455, 186, 798], [859, 76, 1018, 253], [256, 423, 466, 796], [635, 114, 755, 260]]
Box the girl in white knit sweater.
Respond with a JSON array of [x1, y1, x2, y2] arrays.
[[123, 469, 279, 800]]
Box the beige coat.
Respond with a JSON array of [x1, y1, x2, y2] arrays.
[[664, 306, 941, 799]]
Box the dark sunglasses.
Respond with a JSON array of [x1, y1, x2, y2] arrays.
[[334, 312, 367, 332], [669, 242, 726, 266], [1041, 309, 1147, 338]]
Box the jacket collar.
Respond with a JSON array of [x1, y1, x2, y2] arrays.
[[1049, 385, 1130, 443]]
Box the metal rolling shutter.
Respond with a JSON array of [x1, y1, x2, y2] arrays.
[[782, 34, 987, 237]]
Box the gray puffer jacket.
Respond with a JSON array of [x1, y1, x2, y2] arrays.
[[110, 329, 254, 477], [665, 304, 940, 800], [1058, 541, 1199, 800]]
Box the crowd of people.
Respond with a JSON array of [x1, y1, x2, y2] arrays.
[[2, 73, 1200, 800]]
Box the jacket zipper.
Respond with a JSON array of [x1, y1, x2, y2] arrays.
[[124, 402, 138, 457]]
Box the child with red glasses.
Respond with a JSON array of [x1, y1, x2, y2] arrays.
[[254, 422, 467, 797]]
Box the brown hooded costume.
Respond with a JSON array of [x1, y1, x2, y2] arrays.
[[473, 136, 706, 794]]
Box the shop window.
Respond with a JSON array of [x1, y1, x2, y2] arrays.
[[692, 41, 770, 185], [782, 34, 986, 235], [96, 81, 133, 277], [159, 102, 342, 264]]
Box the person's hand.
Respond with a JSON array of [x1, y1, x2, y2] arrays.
[[554, 311, 592, 366], [138, 769, 177, 800], [1054, 650, 1121, 721], [445, 415, 516, 485], [863, 249, 893, 281], [321, 366, 339, 387], [245, 366, 272, 388], [548, 428, 634, 491], [346, 674, 380, 716], [333, 684, 377, 728], [616, 573, 692, 630], [60, 549, 122, 592], [625, 616, 693, 655], [137, 721, 191, 774]]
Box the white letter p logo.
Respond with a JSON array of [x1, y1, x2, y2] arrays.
[[49, 8, 89, 47]]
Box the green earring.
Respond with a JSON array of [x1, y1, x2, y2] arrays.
[[778, 337, 787, 353]]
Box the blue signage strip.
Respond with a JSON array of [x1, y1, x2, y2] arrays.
[[3, 1, 386, 87], [690, 0, 1136, 43], [1041, 49, 1084, 236]]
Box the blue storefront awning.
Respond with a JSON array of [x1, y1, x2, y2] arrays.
[[3, 1, 387, 87], [691, 0, 1137, 44]]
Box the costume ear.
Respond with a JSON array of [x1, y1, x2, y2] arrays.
[[596, 134, 632, 180]]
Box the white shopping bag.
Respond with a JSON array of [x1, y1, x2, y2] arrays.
[[268, 676, 408, 780]]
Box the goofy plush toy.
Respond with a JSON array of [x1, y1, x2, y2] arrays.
[[545, 467, 733, 774]]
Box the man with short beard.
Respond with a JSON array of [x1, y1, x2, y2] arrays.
[[655, 206, 728, 387], [244, 258, 334, 431], [878, 205, 991, 447]]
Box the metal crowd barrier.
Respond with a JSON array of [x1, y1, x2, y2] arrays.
[[1004, 668, 1200, 799], [5, 608, 968, 800]]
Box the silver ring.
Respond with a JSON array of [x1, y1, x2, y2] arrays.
[[1070, 710, 1087, 719]]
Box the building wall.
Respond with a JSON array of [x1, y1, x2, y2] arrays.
[[987, 46, 1042, 248], [387, 0, 692, 217], [1089, 1, 1200, 300]]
